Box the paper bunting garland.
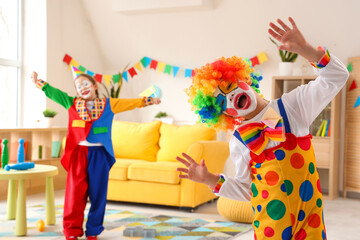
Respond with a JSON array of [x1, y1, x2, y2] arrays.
[[347, 62, 353, 72], [354, 96, 360, 108], [349, 79, 357, 91], [63, 52, 268, 86]]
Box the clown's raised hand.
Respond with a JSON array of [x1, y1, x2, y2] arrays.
[[176, 153, 209, 184], [268, 17, 323, 63]]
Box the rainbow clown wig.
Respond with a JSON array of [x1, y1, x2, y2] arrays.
[[186, 56, 263, 132]]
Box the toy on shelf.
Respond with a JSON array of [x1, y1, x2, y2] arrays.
[[123, 226, 156, 238], [1, 139, 9, 168], [5, 162, 35, 171], [17, 138, 25, 163]]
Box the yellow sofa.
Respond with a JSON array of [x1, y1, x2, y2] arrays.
[[108, 120, 230, 211]]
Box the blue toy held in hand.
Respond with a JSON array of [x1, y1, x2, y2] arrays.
[[5, 162, 35, 171]]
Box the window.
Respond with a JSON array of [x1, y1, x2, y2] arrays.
[[0, 0, 22, 127]]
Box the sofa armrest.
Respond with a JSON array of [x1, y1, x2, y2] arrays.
[[179, 140, 230, 207]]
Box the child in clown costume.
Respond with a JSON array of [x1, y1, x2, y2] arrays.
[[176, 17, 349, 240], [31, 67, 160, 240]]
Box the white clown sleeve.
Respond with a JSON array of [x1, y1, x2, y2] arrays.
[[215, 135, 252, 201]]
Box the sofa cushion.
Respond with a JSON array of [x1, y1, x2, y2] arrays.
[[157, 123, 216, 162], [109, 159, 149, 180], [128, 162, 183, 184], [112, 121, 161, 161]]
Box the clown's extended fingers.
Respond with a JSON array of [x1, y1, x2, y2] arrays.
[[176, 156, 190, 167], [269, 22, 285, 36], [268, 29, 282, 42], [182, 152, 197, 164], [177, 168, 189, 174], [288, 17, 297, 29], [179, 174, 189, 179], [277, 18, 291, 31]]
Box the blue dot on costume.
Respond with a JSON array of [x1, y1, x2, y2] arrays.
[[281, 183, 286, 192], [282, 226, 292, 240], [252, 206, 255, 215], [274, 149, 285, 160], [299, 180, 314, 202], [298, 210, 305, 221], [257, 175, 262, 180], [322, 230, 326, 240], [257, 205, 262, 212], [255, 163, 261, 168]]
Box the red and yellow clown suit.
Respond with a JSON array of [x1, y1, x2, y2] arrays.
[[36, 80, 152, 238], [211, 49, 349, 239]]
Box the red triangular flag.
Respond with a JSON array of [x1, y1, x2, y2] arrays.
[[128, 67, 137, 78], [94, 74, 102, 83], [250, 56, 259, 67], [150, 60, 158, 70], [349, 79, 357, 91], [63, 54, 72, 65]]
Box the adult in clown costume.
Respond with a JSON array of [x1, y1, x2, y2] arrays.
[[176, 17, 349, 240], [31, 68, 160, 240]]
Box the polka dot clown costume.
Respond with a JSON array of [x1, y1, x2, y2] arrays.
[[186, 49, 348, 239]]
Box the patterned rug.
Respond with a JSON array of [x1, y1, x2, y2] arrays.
[[0, 204, 252, 239]]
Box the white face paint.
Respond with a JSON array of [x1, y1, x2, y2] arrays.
[[75, 77, 96, 100], [215, 81, 257, 118]]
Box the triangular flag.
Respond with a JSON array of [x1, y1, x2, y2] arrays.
[[347, 63, 353, 72], [113, 74, 120, 83], [354, 96, 360, 108], [103, 75, 112, 86], [172, 66, 180, 77], [150, 60, 158, 70], [164, 64, 172, 75], [140, 57, 151, 68], [349, 79, 357, 91], [63, 54, 72, 65], [192, 70, 195, 77], [257, 52, 268, 64], [134, 62, 143, 72], [78, 65, 86, 73], [250, 56, 259, 67], [71, 66, 82, 79], [94, 74, 102, 83], [86, 70, 94, 76], [185, 69, 193, 78], [128, 67, 137, 78], [70, 59, 80, 68], [157, 62, 166, 73], [122, 72, 128, 82]]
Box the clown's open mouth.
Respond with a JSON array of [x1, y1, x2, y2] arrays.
[[235, 93, 251, 109], [81, 90, 90, 96]]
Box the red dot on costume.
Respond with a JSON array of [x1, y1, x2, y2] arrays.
[[282, 133, 297, 151], [291, 213, 295, 226], [225, 108, 237, 116], [317, 179, 322, 193], [265, 171, 279, 186], [254, 232, 257, 240], [262, 190, 269, 199], [264, 227, 274, 237], [298, 137, 311, 151], [290, 153, 304, 169], [308, 213, 321, 228], [295, 229, 307, 239], [238, 81, 250, 90], [265, 151, 276, 160], [252, 168, 257, 174]]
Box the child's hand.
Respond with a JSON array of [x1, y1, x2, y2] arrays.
[[176, 153, 209, 184], [153, 97, 161, 105], [31, 71, 38, 83], [268, 17, 324, 62]]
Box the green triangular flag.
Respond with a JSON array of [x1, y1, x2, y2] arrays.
[[347, 63, 353, 72], [113, 74, 120, 83], [164, 64, 172, 75], [78, 65, 86, 73]]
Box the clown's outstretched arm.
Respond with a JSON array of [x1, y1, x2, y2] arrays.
[[269, 18, 349, 128], [31, 71, 74, 109]]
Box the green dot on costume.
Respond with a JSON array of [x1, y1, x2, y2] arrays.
[[274, 149, 285, 160], [299, 180, 314, 202], [266, 200, 286, 220], [251, 183, 258, 197], [282, 226, 292, 240], [309, 162, 315, 174], [284, 180, 293, 196], [254, 220, 260, 228], [317, 198, 322, 208]]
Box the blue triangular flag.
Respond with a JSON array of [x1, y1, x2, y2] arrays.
[[172, 66, 180, 77], [185, 69, 193, 78], [354, 96, 360, 108], [86, 70, 94, 76], [122, 71, 128, 82]]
